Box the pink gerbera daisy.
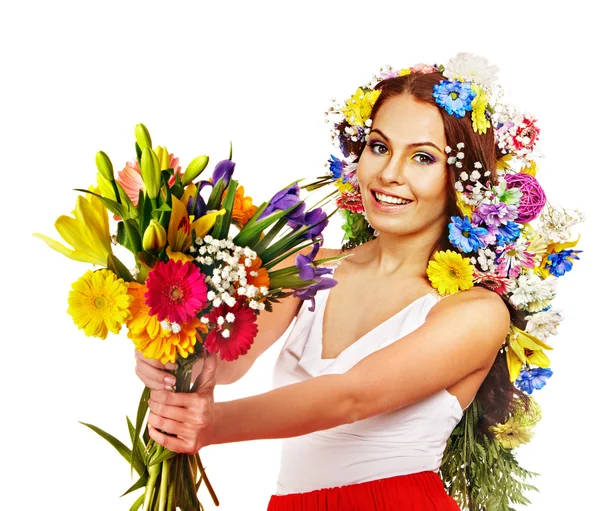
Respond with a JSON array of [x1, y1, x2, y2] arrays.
[[116, 155, 182, 206], [473, 268, 514, 295], [144, 259, 208, 324], [203, 299, 259, 361], [496, 240, 536, 279]]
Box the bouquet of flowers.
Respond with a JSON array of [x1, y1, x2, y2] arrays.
[[34, 123, 344, 510]]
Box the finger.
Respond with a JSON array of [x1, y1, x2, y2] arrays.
[[197, 353, 219, 391], [148, 424, 194, 454], [147, 411, 193, 437], [148, 396, 192, 422], [151, 389, 201, 408], [136, 361, 177, 391]]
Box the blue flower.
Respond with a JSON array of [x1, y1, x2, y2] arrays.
[[515, 367, 553, 394], [328, 155, 347, 181], [495, 221, 521, 246], [433, 80, 477, 118], [293, 277, 338, 312], [546, 249, 582, 277], [448, 216, 489, 253]]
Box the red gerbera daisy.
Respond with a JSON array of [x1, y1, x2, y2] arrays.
[[473, 268, 514, 295], [144, 259, 208, 324], [203, 299, 258, 361], [336, 191, 364, 213]]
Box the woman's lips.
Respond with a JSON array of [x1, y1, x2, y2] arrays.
[[370, 190, 414, 212]]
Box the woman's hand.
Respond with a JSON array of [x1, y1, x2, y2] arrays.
[[134, 350, 178, 390], [147, 353, 219, 454]]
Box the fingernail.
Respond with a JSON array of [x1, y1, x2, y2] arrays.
[[164, 385, 174, 391], [164, 376, 176, 386]]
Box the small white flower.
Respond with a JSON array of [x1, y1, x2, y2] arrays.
[[217, 316, 225, 326], [200, 316, 210, 324], [212, 275, 222, 285], [225, 296, 237, 307], [445, 145, 452, 154], [221, 328, 230, 339], [205, 257, 213, 265], [474, 162, 483, 169], [213, 297, 222, 307], [207, 290, 216, 300], [448, 156, 457, 165], [470, 170, 481, 181], [457, 142, 465, 150], [457, 152, 465, 160], [160, 320, 172, 331], [245, 258, 253, 267], [456, 161, 463, 169], [171, 323, 181, 334], [226, 312, 236, 322], [460, 171, 469, 181], [199, 246, 207, 255], [249, 300, 260, 310], [365, 119, 372, 127], [204, 235, 213, 243], [250, 271, 259, 277], [195, 256, 203, 263], [455, 182, 464, 192], [189, 246, 196, 253], [259, 286, 269, 295]]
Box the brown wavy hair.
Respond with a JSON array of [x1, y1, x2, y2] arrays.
[[339, 71, 527, 434]]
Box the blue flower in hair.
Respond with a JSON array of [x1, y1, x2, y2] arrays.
[[433, 80, 477, 118], [448, 216, 488, 253], [328, 155, 347, 181], [495, 221, 522, 246], [515, 367, 553, 394], [546, 249, 582, 277]]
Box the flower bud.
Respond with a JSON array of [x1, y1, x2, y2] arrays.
[[140, 147, 161, 199], [95, 151, 114, 181], [182, 155, 209, 185], [155, 146, 171, 171], [142, 219, 167, 253], [135, 123, 152, 151]]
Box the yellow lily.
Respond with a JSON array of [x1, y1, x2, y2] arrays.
[[33, 187, 112, 266], [166, 195, 226, 261], [506, 326, 553, 382]]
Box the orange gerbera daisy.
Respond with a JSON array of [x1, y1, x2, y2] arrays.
[[240, 254, 270, 292], [223, 185, 258, 228]]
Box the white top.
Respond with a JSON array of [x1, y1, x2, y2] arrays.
[[272, 262, 464, 495]]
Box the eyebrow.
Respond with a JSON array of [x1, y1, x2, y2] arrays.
[[370, 128, 444, 154]]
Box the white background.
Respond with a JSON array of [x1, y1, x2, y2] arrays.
[[2, 1, 598, 510]]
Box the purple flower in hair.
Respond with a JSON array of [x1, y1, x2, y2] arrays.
[[472, 202, 519, 228]]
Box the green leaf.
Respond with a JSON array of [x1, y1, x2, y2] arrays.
[[107, 254, 134, 282], [121, 471, 149, 496], [262, 239, 315, 270], [131, 387, 151, 476], [73, 188, 137, 221], [205, 176, 227, 211], [148, 448, 177, 467], [252, 217, 288, 255], [128, 492, 145, 511], [152, 203, 172, 213], [123, 219, 142, 257], [79, 422, 143, 475], [212, 179, 238, 239], [126, 416, 148, 465]]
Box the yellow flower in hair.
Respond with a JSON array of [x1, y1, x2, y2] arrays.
[[399, 68, 412, 76], [456, 194, 473, 219], [505, 325, 553, 382], [535, 237, 581, 279], [341, 88, 381, 127], [334, 178, 354, 194], [489, 416, 534, 449], [521, 160, 537, 176], [426, 250, 474, 296], [471, 84, 491, 135], [496, 154, 512, 171]]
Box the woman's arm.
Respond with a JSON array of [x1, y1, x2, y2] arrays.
[[147, 287, 510, 452]]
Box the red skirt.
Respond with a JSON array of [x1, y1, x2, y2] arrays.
[[266, 471, 460, 511]]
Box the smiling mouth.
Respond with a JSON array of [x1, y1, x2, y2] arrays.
[[371, 190, 414, 206]]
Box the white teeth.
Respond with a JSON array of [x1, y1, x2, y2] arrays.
[[374, 191, 411, 205]]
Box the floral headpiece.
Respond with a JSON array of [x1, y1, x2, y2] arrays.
[[315, 52, 584, 509]]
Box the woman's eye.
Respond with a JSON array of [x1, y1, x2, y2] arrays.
[[413, 152, 435, 165], [369, 142, 389, 156]]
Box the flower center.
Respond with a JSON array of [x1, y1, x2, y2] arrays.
[[524, 348, 534, 357], [448, 268, 458, 278], [508, 249, 517, 257], [462, 230, 470, 238], [166, 284, 185, 305], [450, 92, 458, 100], [94, 296, 106, 309]]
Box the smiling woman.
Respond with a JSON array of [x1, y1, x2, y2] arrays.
[[133, 53, 583, 511]]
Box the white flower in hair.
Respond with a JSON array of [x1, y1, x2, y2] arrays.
[[443, 52, 499, 90], [509, 271, 557, 310], [525, 309, 564, 341]]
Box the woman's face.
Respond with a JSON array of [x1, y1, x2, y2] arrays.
[[357, 93, 449, 240]]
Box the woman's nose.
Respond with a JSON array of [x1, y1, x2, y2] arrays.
[[378, 157, 406, 185]]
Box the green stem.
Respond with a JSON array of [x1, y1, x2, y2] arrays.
[[143, 446, 163, 511], [158, 459, 170, 511]]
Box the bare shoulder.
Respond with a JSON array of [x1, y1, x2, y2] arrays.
[[427, 286, 511, 347]]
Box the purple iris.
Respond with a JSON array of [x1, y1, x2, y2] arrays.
[[258, 183, 306, 223], [293, 277, 338, 312], [186, 180, 211, 218], [448, 216, 489, 253], [515, 367, 553, 394], [288, 207, 329, 240], [296, 243, 334, 280], [211, 159, 235, 189], [546, 249, 582, 277]]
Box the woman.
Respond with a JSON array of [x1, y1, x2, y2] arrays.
[[134, 63, 532, 510]]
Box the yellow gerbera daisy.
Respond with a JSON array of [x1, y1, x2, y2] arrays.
[[471, 84, 491, 135], [489, 416, 534, 449], [341, 88, 381, 127], [426, 250, 474, 296], [67, 269, 133, 339]]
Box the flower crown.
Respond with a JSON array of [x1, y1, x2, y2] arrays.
[[318, 52, 584, 509]]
